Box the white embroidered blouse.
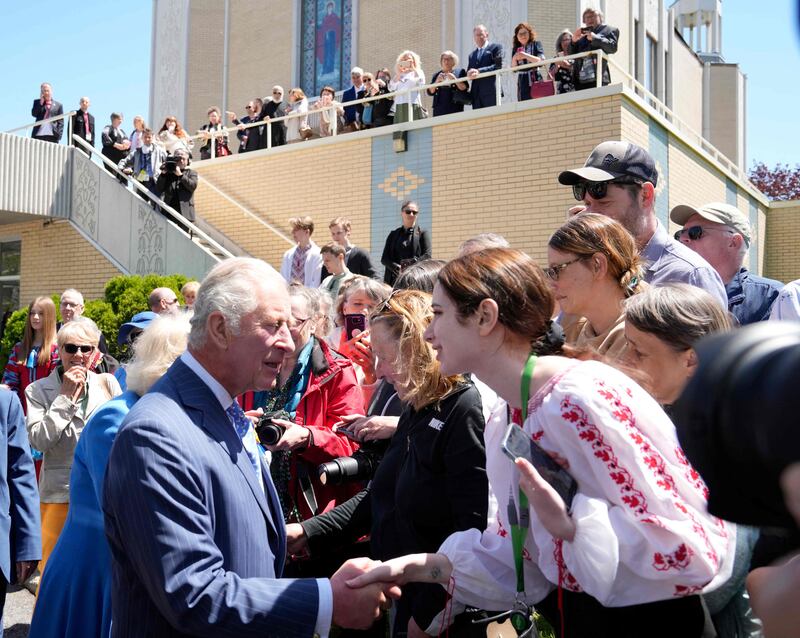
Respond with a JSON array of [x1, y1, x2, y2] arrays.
[[438, 360, 734, 612]]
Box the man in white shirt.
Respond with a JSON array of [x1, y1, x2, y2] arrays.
[[280, 216, 324, 287]]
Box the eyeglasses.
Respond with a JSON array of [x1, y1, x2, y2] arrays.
[[673, 225, 734, 242], [291, 316, 311, 329], [572, 178, 643, 201], [543, 256, 587, 280], [63, 343, 93, 354], [403, 209, 419, 215], [245, 105, 253, 110], [60, 301, 82, 309], [273, 91, 283, 95], [165, 298, 179, 305]]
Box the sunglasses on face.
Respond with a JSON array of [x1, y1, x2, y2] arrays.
[[674, 225, 734, 242], [403, 209, 419, 216], [63, 343, 93, 354], [572, 179, 643, 201]]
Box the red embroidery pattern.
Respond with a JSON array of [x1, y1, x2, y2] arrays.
[[558, 379, 722, 586], [496, 511, 508, 538], [553, 539, 582, 592], [674, 584, 703, 596], [653, 543, 694, 571], [675, 446, 710, 500]]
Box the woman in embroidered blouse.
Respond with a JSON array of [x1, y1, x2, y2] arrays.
[[548, 213, 645, 360], [2, 297, 59, 414], [349, 248, 734, 637], [389, 50, 425, 123]]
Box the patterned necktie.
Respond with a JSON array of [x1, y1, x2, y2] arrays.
[[226, 402, 261, 480]]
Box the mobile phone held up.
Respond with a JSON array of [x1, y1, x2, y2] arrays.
[[501, 423, 577, 510], [344, 313, 367, 341], [581, 26, 592, 33]]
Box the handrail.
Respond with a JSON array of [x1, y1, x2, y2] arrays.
[[603, 54, 751, 186], [190, 50, 601, 156], [71, 134, 234, 261], [4, 110, 77, 134], [195, 174, 294, 246]]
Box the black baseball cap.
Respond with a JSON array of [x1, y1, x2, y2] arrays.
[[558, 141, 658, 187]]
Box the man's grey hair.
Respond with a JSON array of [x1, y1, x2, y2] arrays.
[[583, 7, 603, 21], [189, 258, 282, 349], [458, 233, 510, 256], [60, 288, 84, 305]]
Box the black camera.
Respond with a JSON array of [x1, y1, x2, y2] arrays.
[[255, 410, 292, 446], [317, 439, 388, 486], [672, 322, 800, 530], [161, 155, 179, 173]]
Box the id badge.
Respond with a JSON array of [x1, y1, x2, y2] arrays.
[[486, 618, 519, 638]]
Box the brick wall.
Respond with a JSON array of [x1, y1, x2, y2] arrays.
[[765, 201, 800, 282], [0, 220, 123, 304]]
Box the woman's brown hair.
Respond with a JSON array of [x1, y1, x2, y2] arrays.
[[438, 248, 572, 356], [370, 290, 464, 410], [512, 22, 537, 51], [159, 116, 185, 137], [548, 213, 645, 297], [22, 297, 57, 367]]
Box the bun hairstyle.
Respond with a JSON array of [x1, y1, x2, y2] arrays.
[[437, 248, 570, 356], [548, 213, 645, 297]]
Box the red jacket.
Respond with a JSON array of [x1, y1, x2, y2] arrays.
[[239, 338, 365, 521]]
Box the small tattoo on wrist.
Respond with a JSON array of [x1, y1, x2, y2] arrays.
[[430, 566, 442, 580]]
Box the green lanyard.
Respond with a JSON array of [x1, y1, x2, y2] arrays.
[[509, 353, 537, 630]]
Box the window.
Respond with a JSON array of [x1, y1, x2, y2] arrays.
[[645, 34, 658, 95], [0, 240, 20, 336], [300, 0, 353, 97]]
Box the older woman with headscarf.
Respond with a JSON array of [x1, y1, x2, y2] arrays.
[[25, 318, 122, 577], [29, 314, 191, 638]]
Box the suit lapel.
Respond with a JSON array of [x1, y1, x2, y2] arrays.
[[170, 361, 281, 545], [260, 453, 287, 573]]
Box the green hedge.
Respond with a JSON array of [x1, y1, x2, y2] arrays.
[[0, 274, 191, 369]]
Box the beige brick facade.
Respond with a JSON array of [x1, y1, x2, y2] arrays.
[[765, 201, 800, 283], [0, 220, 123, 303]]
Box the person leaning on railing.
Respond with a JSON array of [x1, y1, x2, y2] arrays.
[[365, 69, 394, 128], [311, 86, 345, 137], [198, 107, 231, 159], [389, 51, 426, 123], [510, 22, 544, 101], [427, 51, 469, 117], [570, 6, 619, 91], [550, 30, 576, 94], [284, 88, 310, 143]]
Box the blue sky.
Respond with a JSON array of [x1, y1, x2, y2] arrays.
[[1, 0, 797, 169]]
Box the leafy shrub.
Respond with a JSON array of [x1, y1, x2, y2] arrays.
[[0, 274, 189, 369]]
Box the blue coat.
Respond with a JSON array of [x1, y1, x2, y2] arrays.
[[102, 359, 320, 637], [0, 391, 40, 585], [467, 43, 504, 108], [725, 267, 783, 325]]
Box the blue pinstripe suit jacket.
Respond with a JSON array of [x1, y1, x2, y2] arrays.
[[103, 358, 320, 637]]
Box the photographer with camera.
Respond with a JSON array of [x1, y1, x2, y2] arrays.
[[155, 148, 197, 223], [287, 290, 491, 637], [570, 7, 618, 91], [239, 285, 364, 533]]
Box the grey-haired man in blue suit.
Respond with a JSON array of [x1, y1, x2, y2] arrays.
[[103, 257, 394, 637]]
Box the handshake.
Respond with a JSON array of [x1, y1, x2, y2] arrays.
[[330, 557, 401, 630]]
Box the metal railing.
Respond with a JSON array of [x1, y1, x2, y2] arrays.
[[4, 110, 76, 146], [72, 134, 234, 262], [190, 50, 604, 159]]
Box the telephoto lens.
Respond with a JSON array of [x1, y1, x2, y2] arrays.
[[317, 443, 386, 485], [255, 410, 292, 446]]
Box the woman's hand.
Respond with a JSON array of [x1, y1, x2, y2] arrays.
[[340, 330, 376, 383], [59, 366, 87, 403], [516, 458, 576, 541], [345, 553, 452, 589], [266, 418, 310, 452], [337, 414, 399, 442], [286, 523, 310, 557]]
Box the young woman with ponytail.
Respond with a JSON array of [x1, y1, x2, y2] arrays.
[[348, 248, 734, 638], [547, 213, 645, 360]]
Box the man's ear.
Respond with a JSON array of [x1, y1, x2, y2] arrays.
[[206, 311, 230, 349], [476, 298, 500, 336], [641, 181, 656, 209]]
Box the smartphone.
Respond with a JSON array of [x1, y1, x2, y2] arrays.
[[581, 26, 592, 33], [338, 426, 360, 442], [501, 423, 577, 509], [344, 313, 367, 341]]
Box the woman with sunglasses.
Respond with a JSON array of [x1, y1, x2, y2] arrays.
[[29, 314, 190, 638], [25, 318, 121, 576], [348, 248, 734, 638], [287, 290, 492, 637], [547, 213, 645, 359]]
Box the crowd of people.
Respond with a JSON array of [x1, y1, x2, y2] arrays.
[[31, 8, 618, 162], [0, 133, 797, 637]]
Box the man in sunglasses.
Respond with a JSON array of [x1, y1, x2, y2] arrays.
[[671, 202, 783, 324], [558, 140, 727, 308]]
